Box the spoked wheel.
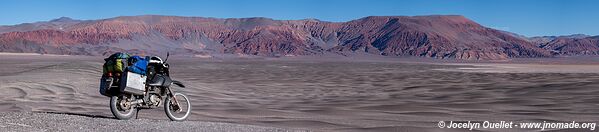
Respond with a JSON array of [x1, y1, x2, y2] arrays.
[[110, 94, 137, 120], [164, 93, 191, 121]]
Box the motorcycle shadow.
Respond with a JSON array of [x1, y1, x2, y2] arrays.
[[38, 111, 115, 119]]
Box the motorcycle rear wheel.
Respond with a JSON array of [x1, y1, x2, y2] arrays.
[[110, 94, 137, 120]]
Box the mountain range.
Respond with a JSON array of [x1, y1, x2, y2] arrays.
[[1, 15, 597, 60]]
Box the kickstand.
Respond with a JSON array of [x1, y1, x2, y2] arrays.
[[135, 108, 140, 119]]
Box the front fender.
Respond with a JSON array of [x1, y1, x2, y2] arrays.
[[172, 80, 185, 88]]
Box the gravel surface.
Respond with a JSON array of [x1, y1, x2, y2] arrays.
[[0, 112, 297, 132]]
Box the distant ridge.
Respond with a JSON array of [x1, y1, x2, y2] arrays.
[[0, 15, 597, 60]]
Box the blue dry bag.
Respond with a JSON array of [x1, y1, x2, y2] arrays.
[[127, 56, 148, 75]]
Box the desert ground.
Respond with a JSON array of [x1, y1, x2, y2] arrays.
[[1, 54, 599, 131]]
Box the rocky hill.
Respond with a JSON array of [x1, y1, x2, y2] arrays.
[[0, 15, 594, 60], [540, 36, 599, 55]]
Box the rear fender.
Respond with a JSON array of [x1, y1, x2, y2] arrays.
[[172, 80, 185, 88]]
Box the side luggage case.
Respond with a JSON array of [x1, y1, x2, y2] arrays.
[[120, 71, 147, 95], [99, 75, 119, 96]]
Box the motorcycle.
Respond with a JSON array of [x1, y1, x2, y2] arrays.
[[101, 52, 191, 121]]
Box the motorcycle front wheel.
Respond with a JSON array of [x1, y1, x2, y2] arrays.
[[164, 93, 191, 121], [110, 94, 137, 120]]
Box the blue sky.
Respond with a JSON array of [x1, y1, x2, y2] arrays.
[[0, 0, 597, 37]]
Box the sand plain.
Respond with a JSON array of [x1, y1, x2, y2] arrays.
[[1, 54, 599, 131]]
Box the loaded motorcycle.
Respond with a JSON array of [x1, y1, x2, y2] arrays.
[[100, 53, 191, 121]]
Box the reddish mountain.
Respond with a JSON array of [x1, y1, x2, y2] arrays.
[[540, 36, 599, 55], [0, 15, 554, 59], [529, 34, 591, 46], [0, 17, 84, 34]]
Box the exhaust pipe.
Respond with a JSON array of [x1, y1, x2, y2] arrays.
[[130, 99, 144, 105]]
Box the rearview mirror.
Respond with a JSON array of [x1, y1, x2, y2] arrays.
[[164, 52, 170, 62]]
